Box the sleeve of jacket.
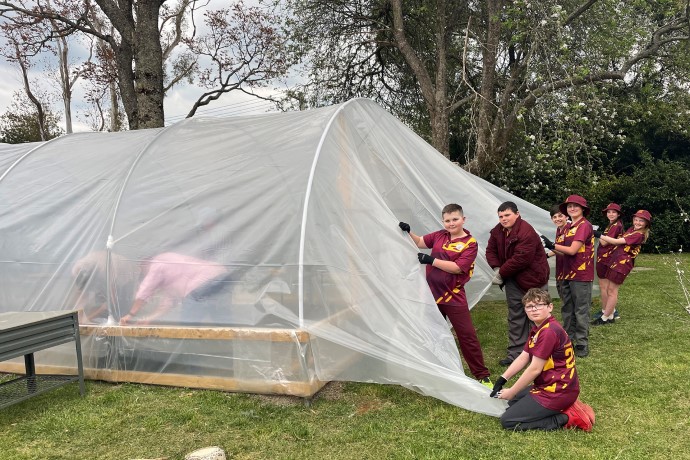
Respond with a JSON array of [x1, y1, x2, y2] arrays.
[[485, 229, 500, 268]]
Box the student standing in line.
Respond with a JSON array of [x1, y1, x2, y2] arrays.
[[593, 203, 624, 322], [546, 205, 568, 303], [541, 195, 594, 358], [486, 201, 549, 367], [592, 210, 652, 326], [492, 288, 595, 432], [399, 204, 493, 387]]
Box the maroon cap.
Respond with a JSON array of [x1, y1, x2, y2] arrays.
[[602, 203, 622, 215], [633, 209, 652, 224], [559, 194, 590, 217]]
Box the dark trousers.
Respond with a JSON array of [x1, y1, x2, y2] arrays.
[[500, 388, 568, 431], [556, 279, 566, 304], [438, 302, 490, 380], [504, 279, 548, 359], [561, 280, 592, 347], [504, 279, 530, 360]]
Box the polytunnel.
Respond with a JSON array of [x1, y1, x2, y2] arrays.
[[0, 99, 553, 416]]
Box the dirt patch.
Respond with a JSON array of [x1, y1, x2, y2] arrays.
[[253, 393, 305, 407], [250, 381, 347, 407], [313, 381, 346, 400]]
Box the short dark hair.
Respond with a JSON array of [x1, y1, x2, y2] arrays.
[[549, 205, 563, 217], [498, 201, 518, 213], [442, 203, 464, 216]]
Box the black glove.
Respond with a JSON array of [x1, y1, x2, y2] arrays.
[[593, 229, 602, 238], [417, 253, 435, 265], [541, 235, 555, 250], [490, 376, 508, 398], [399, 221, 411, 233]]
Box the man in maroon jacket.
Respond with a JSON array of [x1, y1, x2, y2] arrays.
[[486, 201, 550, 366]]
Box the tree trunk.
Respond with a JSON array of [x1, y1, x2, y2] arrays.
[[430, 0, 449, 157], [56, 36, 73, 134], [97, 0, 165, 130], [14, 43, 47, 140], [390, 0, 451, 157], [133, 0, 165, 129], [109, 81, 121, 131], [112, 39, 139, 130], [470, 0, 503, 175]]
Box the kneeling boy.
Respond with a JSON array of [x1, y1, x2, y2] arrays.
[[492, 288, 595, 431]]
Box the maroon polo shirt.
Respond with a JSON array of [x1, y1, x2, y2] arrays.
[[422, 229, 477, 306], [526, 316, 580, 411], [596, 221, 624, 267], [562, 218, 594, 282], [608, 228, 646, 276]]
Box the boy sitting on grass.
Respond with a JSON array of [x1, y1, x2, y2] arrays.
[[491, 288, 595, 431]]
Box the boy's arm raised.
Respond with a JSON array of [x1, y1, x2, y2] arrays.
[[399, 221, 428, 248]]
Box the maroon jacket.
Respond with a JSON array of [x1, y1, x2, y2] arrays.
[[486, 216, 550, 292]]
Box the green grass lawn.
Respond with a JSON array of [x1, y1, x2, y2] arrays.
[[1, 254, 689, 460]]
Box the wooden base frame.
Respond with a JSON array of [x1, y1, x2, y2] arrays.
[[0, 325, 328, 399]]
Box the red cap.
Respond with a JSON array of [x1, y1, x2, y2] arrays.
[[633, 209, 652, 224], [602, 203, 622, 215], [559, 194, 590, 217]]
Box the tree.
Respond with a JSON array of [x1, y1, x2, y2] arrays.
[[0, 0, 199, 130], [284, 0, 690, 176], [0, 24, 55, 140], [0, 91, 62, 143], [185, 2, 290, 118]]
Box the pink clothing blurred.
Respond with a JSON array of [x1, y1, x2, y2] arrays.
[[135, 253, 227, 307]]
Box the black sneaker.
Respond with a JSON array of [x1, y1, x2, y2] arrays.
[[575, 345, 589, 358], [591, 317, 613, 326], [499, 357, 514, 366]]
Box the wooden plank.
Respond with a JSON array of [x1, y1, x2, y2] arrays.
[[79, 325, 310, 343], [0, 362, 326, 398]]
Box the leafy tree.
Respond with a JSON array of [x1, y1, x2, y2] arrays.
[[594, 158, 690, 253], [284, 0, 690, 176], [0, 92, 62, 143]]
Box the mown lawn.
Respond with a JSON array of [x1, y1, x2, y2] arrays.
[[1, 253, 689, 460]]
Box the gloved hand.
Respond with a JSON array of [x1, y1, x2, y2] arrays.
[[593, 229, 602, 238], [541, 235, 555, 250], [399, 222, 411, 233], [491, 267, 503, 285], [417, 253, 434, 265], [490, 376, 508, 398]]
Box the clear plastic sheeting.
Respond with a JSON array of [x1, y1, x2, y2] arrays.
[[0, 100, 552, 416]]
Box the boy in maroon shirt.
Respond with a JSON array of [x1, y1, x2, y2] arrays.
[[492, 288, 595, 431], [399, 203, 492, 386]]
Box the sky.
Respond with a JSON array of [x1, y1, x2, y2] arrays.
[[0, 49, 284, 133], [0, 0, 292, 134]]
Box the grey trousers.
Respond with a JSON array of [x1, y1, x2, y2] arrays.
[[504, 279, 530, 360], [561, 280, 592, 348], [500, 388, 568, 431]]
